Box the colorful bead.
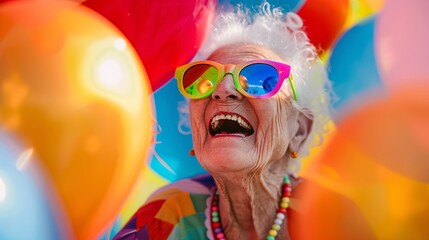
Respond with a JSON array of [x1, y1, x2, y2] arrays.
[[272, 224, 281, 231], [277, 208, 287, 214], [268, 229, 277, 236], [280, 202, 289, 209], [274, 219, 283, 225], [284, 176, 290, 182], [216, 233, 225, 238]]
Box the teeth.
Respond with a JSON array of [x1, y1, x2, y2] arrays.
[[238, 118, 245, 128], [211, 120, 219, 129], [210, 113, 251, 130]]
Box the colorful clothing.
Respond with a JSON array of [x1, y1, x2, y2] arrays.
[[113, 174, 301, 240], [113, 174, 216, 240]]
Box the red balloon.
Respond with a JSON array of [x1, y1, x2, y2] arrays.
[[82, 0, 217, 91], [297, 0, 349, 53]]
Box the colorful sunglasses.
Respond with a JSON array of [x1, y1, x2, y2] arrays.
[[175, 59, 298, 100]]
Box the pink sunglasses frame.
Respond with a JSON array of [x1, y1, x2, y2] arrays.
[[175, 59, 298, 100]]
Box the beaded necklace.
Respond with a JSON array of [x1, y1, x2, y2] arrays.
[[210, 175, 292, 240]]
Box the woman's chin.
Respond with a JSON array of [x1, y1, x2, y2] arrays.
[[206, 132, 255, 149], [197, 131, 258, 173], [200, 149, 256, 174]]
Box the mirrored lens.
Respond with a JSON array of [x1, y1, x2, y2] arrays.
[[239, 63, 279, 96], [183, 64, 218, 96]]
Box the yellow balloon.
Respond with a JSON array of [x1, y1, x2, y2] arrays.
[[0, 1, 154, 239]]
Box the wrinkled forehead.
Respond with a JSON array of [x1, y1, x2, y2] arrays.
[[207, 43, 284, 64]]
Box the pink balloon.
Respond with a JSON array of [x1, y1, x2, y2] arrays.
[[375, 0, 429, 90]]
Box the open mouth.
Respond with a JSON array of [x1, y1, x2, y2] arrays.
[[209, 113, 254, 137]]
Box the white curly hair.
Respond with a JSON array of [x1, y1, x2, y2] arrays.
[[178, 2, 333, 174]]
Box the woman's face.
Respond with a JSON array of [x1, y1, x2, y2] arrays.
[[189, 44, 304, 174]]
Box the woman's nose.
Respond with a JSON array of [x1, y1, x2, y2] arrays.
[[211, 74, 243, 101]]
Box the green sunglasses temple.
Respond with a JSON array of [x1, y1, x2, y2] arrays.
[[288, 75, 298, 101]]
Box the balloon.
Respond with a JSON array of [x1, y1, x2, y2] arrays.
[[0, 1, 154, 239], [82, 0, 217, 91], [375, 0, 429, 90], [0, 0, 13, 4], [364, 0, 385, 11], [0, 130, 71, 240], [219, 0, 306, 12], [334, 87, 429, 182], [150, 79, 207, 181], [343, 0, 376, 29], [297, 0, 349, 52], [328, 15, 383, 110], [290, 180, 376, 240], [298, 87, 429, 239]]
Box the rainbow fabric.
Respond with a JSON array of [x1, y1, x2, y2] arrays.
[[113, 174, 216, 240], [113, 174, 301, 239]]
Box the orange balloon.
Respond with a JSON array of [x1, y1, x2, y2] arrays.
[[0, 1, 153, 239], [290, 179, 376, 240], [299, 87, 429, 239], [337, 87, 429, 182]]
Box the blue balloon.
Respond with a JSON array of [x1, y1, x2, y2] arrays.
[[219, 0, 305, 12], [0, 131, 69, 240], [150, 79, 207, 182], [328, 15, 383, 110]]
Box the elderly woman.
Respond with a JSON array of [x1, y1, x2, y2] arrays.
[[114, 4, 331, 240]]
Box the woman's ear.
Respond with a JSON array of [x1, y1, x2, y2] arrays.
[[289, 110, 314, 152]]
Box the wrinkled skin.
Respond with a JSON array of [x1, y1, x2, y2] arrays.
[[189, 43, 313, 239]]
